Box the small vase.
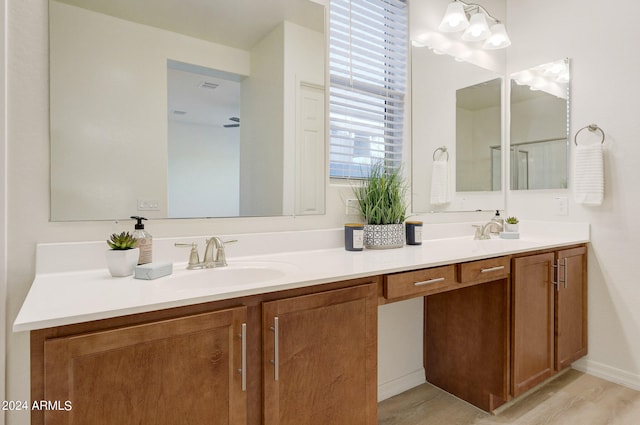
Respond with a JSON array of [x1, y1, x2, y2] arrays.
[[363, 224, 405, 249], [105, 248, 140, 277]]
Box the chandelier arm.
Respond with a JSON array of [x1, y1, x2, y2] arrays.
[[455, 0, 501, 25]]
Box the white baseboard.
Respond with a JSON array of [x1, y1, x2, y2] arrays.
[[573, 359, 640, 391], [378, 369, 426, 402]]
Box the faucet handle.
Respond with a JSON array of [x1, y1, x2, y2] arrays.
[[472, 225, 483, 240], [213, 239, 238, 266], [175, 242, 201, 269]]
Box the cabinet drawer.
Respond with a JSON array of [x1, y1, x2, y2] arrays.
[[384, 265, 456, 300], [458, 256, 510, 283]]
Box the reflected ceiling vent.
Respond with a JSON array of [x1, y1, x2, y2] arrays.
[[200, 81, 219, 90]]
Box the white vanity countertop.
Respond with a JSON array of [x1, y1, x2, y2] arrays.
[[13, 221, 590, 332]]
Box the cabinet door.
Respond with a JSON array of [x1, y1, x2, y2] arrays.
[[44, 307, 248, 425], [512, 253, 555, 397], [556, 246, 588, 370], [425, 278, 510, 412], [262, 283, 377, 425]]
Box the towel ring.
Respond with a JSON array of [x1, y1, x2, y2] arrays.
[[433, 146, 449, 161], [574, 124, 605, 146]]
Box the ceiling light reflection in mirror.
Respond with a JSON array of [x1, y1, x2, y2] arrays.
[[509, 58, 570, 190]]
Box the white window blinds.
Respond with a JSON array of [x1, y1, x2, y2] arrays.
[[329, 0, 408, 179]]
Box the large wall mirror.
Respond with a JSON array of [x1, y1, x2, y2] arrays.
[[508, 58, 570, 190], [410, 0, 506, 213], [50, 0, 326, 221], [411, 46, 505, 212]]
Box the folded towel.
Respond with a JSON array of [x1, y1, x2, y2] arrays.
[[430, 159, 450, 205], [574, 143, 604, 206]]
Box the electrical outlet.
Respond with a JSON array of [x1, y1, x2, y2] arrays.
[[554, 196, 568, 216], [137, 199, 160, 211], [345, 198, 360, 215]]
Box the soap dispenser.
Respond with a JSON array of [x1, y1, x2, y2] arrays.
[[131, 216, 152, 265], [491, 210, 504, 234]]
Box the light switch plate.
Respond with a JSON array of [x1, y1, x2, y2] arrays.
[[345, 198, 360, 215]]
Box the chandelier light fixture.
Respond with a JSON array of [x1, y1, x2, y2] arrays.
[[438, 0, 511, 49]]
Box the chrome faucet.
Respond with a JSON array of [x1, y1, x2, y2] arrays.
[[473, 220, 504, 240], [175, 237, 237, 269]]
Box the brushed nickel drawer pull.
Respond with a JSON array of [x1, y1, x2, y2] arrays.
[[270, 317, 279, 381], [480, 265, 505, 273], [240, 323, 247, 391], [564, 258, 568, 289], [552, 263, 560, 291], [414, 277, 445, 286]]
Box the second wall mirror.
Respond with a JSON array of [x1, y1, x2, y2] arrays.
[[508, 58, 570, 190]]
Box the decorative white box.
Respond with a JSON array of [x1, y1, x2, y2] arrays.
[[134, 262, 173, 280]]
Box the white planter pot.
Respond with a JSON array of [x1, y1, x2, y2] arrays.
[[105, 248, 139, 277], [363, 224, 405, 249], [505, 223, 519, 233]]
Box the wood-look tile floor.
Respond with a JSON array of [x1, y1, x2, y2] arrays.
[[378, 370, 640, 425]]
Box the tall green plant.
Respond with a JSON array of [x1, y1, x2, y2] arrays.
[[353, 162, 407, 225]]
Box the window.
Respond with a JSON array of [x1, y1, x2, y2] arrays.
[[329, 0, 408, 179]]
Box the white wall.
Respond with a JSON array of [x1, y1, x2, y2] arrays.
[[506, 0, 640, 390], [456, 104, 501, 191], [239, 20, 325, 217], [167, 121, 240, 218], [240, 23, 285, 216], [283, 21, 325, 215]]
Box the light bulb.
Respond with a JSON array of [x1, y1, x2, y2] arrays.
[[462, 13, 490, 41], [439, 2, 470, 32], [483, 23, 511, 49]]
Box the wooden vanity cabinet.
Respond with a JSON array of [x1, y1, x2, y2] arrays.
[[555, 246, 588, 371], [511, 252, 555, 397], [262, 283, 378, 425], [511, 245, 588, 397], [40, 306, 248, 425], [31, 278, 378, 425], [424, 257, 511, 412]]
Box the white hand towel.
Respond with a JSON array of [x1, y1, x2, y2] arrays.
[[430, 159, 450, 205], [574, 143, 604, 206]]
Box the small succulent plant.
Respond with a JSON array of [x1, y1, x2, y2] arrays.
[[107, 231, 137, 250], [506, 216, 519, 224]]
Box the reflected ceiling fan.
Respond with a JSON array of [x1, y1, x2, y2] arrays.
[[224, 117, 240, 128]]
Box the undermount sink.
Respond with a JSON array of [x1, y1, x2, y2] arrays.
[[167, 261, 296, 289]]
